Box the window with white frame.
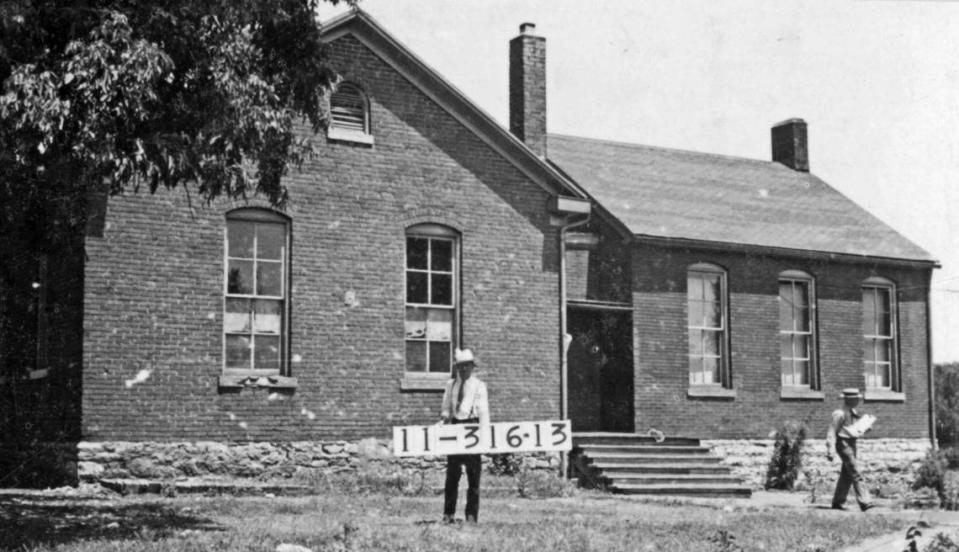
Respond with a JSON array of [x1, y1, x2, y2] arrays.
[[224, 210, 289, 374], [405, 225, 457, 373], [328, 82, 371, 142], [687, 263, 728, 386], [779, 271, 817, 388], [863, 278, 898, 390]]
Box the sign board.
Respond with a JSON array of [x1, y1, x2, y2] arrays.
[[392, 419, 572, 457]]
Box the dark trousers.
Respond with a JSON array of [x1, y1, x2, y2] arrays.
[[833, 438, 872, 508], [443, 418, 481, 520]]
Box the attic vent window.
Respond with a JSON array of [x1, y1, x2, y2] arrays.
[[328, 82, 373, 145]]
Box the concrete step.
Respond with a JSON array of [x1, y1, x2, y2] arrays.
[[612, 483, 753, 498], [590, 462, 732, 474], [578, 444, 712, 455], [573, 432, 700, 446], [585, 453, 722, 464], [606, 473, 743, 485]]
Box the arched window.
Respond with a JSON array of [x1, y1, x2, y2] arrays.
[[405, 224, 459, 373], [223, 209, 290, 374], [328, 82, 372, 143], [778, 270, 817, 389], [687, 263, 729, 387], [862, 276, 898, 391]]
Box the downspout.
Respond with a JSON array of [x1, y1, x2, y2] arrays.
[[926, 269, 937, 450], [559, 212, 590, 476]]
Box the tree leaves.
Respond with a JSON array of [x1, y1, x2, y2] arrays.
[[0, 0, 350, 246]]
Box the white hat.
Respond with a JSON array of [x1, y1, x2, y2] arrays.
[[840, 388, 862, 399], [453, 348, 476, 366]]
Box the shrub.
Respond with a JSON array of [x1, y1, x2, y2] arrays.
[[765, 421, 807, 490], [913, 449, 948, 494], [903, 487, 941, 510], [941, 447, 959, 470], [936, 363, 959, 447], [302, 462, 432, 497], [925, 532, 959, 552], [487, 453, 523, 476], [515, 468, 575, 498], [942, 471, 959, 511]]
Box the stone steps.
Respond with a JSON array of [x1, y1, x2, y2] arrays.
[[571, 433, 752, 498]]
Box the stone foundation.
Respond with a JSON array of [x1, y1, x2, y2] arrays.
[[705, 438, 931, 492], [77, 439, 560, 482]]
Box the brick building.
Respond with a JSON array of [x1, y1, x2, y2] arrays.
[[0, 10, 937, 487]]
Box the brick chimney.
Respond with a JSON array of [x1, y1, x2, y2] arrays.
[[771, 118, 809, 172], [510, 22, 547, 157]]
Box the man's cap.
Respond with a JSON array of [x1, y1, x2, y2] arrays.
[[840, 388, 862, 399], [453, 348, 476, 366]]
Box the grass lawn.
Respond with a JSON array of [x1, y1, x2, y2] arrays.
[[0, 488, 913, 552]]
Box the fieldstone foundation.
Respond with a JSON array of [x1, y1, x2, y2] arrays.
[[705, 438, 931, 492], [77, 439, 560, 482]]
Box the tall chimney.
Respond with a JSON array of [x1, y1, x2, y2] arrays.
[[510, 22, 547, 157], [771, 118, 809, 172]]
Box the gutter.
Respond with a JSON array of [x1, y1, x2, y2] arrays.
[[559, 213, 590, 424], [633, 234, 940, 270], [549, 196, 592, 478], [926, 269, 937, 450]]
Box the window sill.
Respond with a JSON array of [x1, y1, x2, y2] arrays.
[[401, 373, 449, 391], [687, 385, 736, 400], [864, 388, 906, 402], [218, 375, 298, 390], [327, 127, 374, 145], [780, 387, 824, 400]]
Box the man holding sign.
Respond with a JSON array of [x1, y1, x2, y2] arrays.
[[439, 348, 489, 523], [826, 388, 876, 512]]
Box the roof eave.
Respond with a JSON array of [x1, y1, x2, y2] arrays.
[[633, 234, 940, 269]]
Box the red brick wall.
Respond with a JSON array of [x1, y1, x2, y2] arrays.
[[81, 35, 562, 443], [631, 242, 932, 440]]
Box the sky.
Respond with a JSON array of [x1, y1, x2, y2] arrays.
[[319, 0, 959, 363]]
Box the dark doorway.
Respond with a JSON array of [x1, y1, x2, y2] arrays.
[[567, 308, 634, 432]]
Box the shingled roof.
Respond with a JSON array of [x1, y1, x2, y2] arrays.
[[548, 134, 935, 263]]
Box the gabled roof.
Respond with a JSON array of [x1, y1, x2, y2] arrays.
[[548, 134, 936, 264], [320, 10, 587, 200]]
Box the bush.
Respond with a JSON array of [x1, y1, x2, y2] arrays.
[[925, 532, 959, 552], [913, 449, 948, 494], [903, 487, 941, 510], [942, 471, 959, 511], [942, 446, 959, 470], [487, 453, 523, 476], [765, 421, 807, 490], [515, 468, 575, 498], [300, 462, 432, 497], [937, 363, 959, 447]]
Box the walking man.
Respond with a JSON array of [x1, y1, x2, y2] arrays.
[[440, 348, 489, 523], [826, 388, 876, 511]]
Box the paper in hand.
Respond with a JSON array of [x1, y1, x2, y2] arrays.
[[846, 414, 877, 438]]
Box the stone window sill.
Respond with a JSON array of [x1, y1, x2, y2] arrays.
[[327, 127, 374, 146], [401, 373, 449, 391], [780, 387, 824, 400], [218, 375, 298, 390], [687, 385, 736, 400], [864, 388, 906, 402]]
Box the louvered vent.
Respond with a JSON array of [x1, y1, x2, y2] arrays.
[[330, 83, 368, 133]]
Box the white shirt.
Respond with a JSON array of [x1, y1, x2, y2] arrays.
[[826, 407, 862, 453], [441, 376, 489, 426]]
